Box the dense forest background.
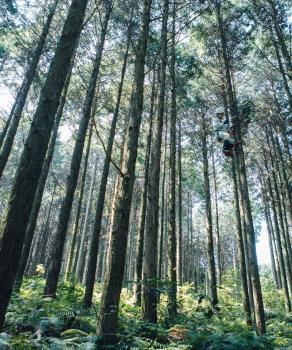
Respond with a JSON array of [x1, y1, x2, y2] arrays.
[[0, 0, 292, 348]]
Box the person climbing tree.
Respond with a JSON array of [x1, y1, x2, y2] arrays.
[[213, 107, 236, 157]]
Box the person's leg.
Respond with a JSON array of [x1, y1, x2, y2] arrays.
[[223, 140, 234, 157]]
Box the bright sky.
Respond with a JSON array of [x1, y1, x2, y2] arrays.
[[256, 221, 271, 266], [0, 88, 13, 111]]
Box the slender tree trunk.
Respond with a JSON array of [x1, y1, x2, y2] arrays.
[[96, 0, 152, 342], [264, 158, 291, 311], [158, 116, 168, 282], [76, 154, 98, 282], [66, 122, 93, 280], [142, 0, 169, 324], [261, 181, 279, 289], [133, 71, 156, 306], [14, 58, 74, 291], [231, 159, 252, 326], [71, 213, 86, 276], [212, 148, 221, 286], [266, 134, 292, 291], [167, 3, 177, 316], [201, 118, 217, 308], [44, 2, 112, 297], [0, 0, 88, 329], [0, 0, 59, 179], [30, 183, 56, 276], [177, 119, 183, 285], [215, 0, 265, 334], [83, 14, 132, 307]]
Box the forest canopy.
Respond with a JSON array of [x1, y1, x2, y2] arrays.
[[0, 0, 291, 349]]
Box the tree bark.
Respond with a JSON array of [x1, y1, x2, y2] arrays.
[[261, 180, 279, 289], [167, 3, 177, 316], [133, 70, 156, 306], [201, 117, 217, 308], [215, 0, 265, 334], [44, 2, 112, 297], [212, 147, 221, 286], [14, 57, 74, 291], [142, 0, 169, 324], [158, 114, 168, 285], [83, 13, 132, 307], [96, 0, 152, 342], [177, 119, 183, 285], [264, 157, 291, 311], [66, 122, 93, 281], [0, 0, 88, 330], [231, 158, 252, 326], [75, 153, 98, 282]]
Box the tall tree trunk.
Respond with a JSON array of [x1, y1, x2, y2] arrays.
[[66, 122, 93, 280], [177, 119, 183, 285], [75, 154, 98, 282], [0, 0, 88, 330], [201, 118, 217, 308], [0, 0, 59, 179], [260, 179, 279, 289], [231, 159, 252, 326], [142, 0, 169, 324], [158, 115, 168, 283], [215, 0, 265, 334], [83, 14, 132, 307], [266, 133, 292, 284], [167, 2, 177, 316], [134, 70, 156, 306], [44, 2, 112, 297], [14, 58, 74, 291], [212, 148, 221, 286], [264, 158, 291, 311], [30, 182, 57, 276], [96, 0, 152, 342]]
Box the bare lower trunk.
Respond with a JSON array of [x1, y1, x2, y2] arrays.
[[76, 155, 99, 282], [231, 159, 252, 326], [142, 0, 169, 324], [66, 122, 93, 280], [134, 70, 156, 306], [44, 2, 112, 297], [215, 0, 265, 333], [177, 119, 183, 285], [212, 148, 221, 286], [265, 167, 291, 310], [83, 13, 132, 307], [14, 58, 74, 291], [167, 4, 177, 316], [96, 0, 152, 343], [201, 119, 217, 308]]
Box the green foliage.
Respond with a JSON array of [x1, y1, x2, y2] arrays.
[[3, 273, 292, 349]]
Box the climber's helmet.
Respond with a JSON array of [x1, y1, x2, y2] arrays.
[[215, 107, 224, 121]]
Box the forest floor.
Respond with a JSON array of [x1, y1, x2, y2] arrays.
[[1, 270, 292, 349]]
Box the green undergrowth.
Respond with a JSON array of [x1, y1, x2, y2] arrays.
[[2, 270, 292, 349]]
